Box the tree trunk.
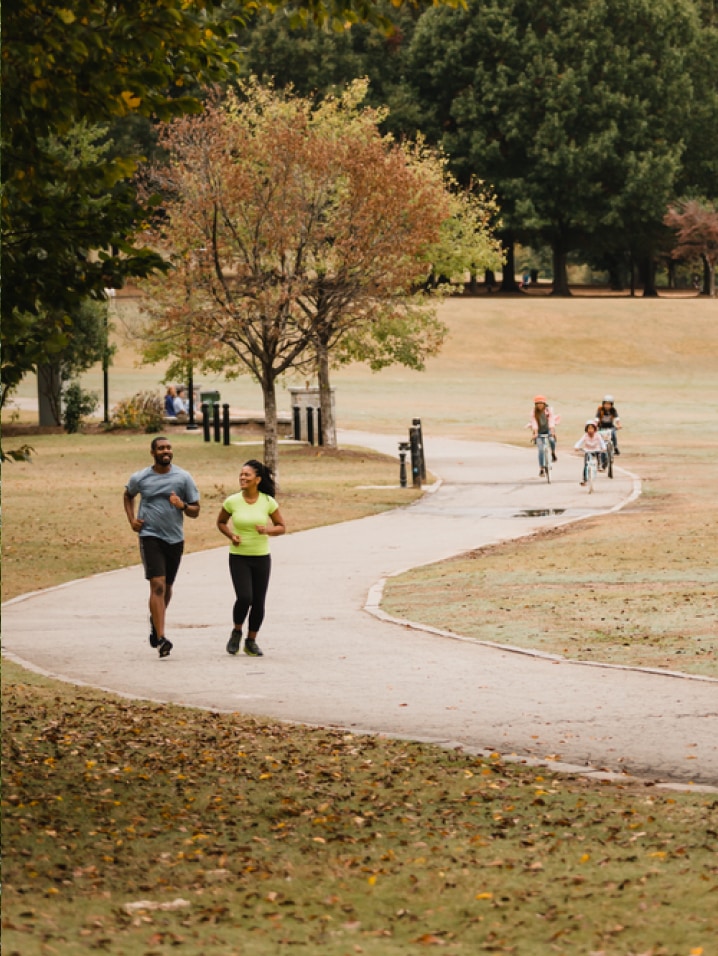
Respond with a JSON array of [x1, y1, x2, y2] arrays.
[[260, 376, 279, 480], [605, 253, 627, 292], [500, 238, 521, 293], [316, 340, 337, 450], [37, 363, 62, 426], [639, 256, 659, 297], [550, 243, 572, 296], [484, 269, 496, 291], [701, 254, 716, 297]]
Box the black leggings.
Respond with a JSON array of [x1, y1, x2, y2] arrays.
[[229, 553, 272, 633]]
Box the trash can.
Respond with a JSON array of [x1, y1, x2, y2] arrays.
[[200, 390, 221, 408]]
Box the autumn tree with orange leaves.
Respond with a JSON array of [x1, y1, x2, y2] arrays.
[[139, 79, 500, 472], [664, 199, 718, 298]]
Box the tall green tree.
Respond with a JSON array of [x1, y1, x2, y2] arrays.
[[406, 0, 700, 295], [1, 0, 247, 407]]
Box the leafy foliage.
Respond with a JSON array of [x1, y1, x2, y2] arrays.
[[62, 382, 100, 434], [0, 444, 35, 464], [108, 390, 165, 433], [1, 0, 246, 401], [139, 79, 499, 466], [664, 197, 718, 296], [405, 0, 704, 292]]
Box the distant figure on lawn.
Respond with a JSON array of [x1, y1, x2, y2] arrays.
[[123, 437, 200, 659], [164, 385, 178, 417], [173, 386, 188, 417]]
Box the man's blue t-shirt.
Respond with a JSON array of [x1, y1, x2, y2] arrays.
[[126, 465, 200, 545]]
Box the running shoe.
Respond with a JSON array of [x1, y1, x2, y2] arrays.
[[149, 618, 159, 648], [158, 638, 173, 658], [243, 638, 263, 657], [226, 628, 242, 655]]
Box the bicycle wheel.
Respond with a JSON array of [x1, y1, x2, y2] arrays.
[[606, 440, 614, 479], [544, 437, 552, 483], [587, 454, 597, 493]]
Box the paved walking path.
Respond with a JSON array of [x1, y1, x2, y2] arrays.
[[4, 432, 717, 791]]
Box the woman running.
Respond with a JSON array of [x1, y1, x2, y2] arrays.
[[216, 459, 286, 657]]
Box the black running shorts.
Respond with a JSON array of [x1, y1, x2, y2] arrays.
[[139, 536, 184, 585]]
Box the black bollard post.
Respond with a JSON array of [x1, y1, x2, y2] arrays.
[[398, 441, 410, 488], [306, 406, 314, 446], [409, 425, 422, 488], [292, 405, 301, 441], [412, 417, 426, 480], [222, 403, 230, 445], [201, 404, 210, 442], [317, 406, 323, 446], [212, 402, 221, 443]]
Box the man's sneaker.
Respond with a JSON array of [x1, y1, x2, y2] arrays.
[[158, 638, 173, 658], [243, 638, 263, 657], [149, 618, 159, 648], [226, 628, 242, 655], [614, 448, 621, 455]]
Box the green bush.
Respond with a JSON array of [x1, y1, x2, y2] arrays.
[[108, 390, 164, 433], [62, 381, 99, 433]]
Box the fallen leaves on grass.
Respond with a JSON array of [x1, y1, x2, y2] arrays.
[[2, 675, 717, 955]]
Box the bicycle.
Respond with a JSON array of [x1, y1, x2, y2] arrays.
[[583, 451, 599, 493], [598, 427, 614, 479], [536, 433, 553, 483]]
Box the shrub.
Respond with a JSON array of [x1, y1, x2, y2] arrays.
[[108, 390, 165, 433], [62, 381, 99, 433]]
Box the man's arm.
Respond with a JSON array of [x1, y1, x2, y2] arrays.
[[168, 490, 200, 519], [123, 490, 144, 533]]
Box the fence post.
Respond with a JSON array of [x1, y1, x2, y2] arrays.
[[222, 403, 230, 446], [409, 424, 422, 488], [398, 441, 409, 488], [412, 417, 426, 480], [201, 403, 210, 442], [212, 403, 221, 443]]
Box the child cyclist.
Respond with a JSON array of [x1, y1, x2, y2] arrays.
[[574, 420, 607, 486], [530, 395, 558, 477], [595, 395, 621, 457]]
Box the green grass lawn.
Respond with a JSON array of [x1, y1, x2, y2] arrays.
[[3, 292, 718, 955]]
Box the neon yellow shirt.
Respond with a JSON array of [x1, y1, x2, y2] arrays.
[[222, 492, 278, 556]]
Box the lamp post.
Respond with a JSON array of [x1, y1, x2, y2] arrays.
[[102, 288, 115, 424], [186, 351, 198, 429], [184, 247, 205, 431]]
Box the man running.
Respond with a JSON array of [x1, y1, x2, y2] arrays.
[[123, 437, 200, 658]]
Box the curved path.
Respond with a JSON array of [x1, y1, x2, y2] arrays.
[[4, 432, 717, 790]]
